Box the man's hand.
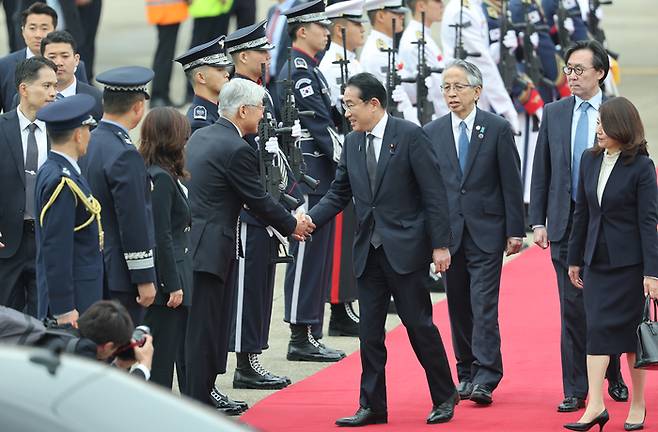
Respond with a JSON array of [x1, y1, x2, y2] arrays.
[[568, 265, 583, 289], [533, 226, 549, 249], [505, 237, 523, 256], [56, 309, 79, 327], [292, 211, 315, 241], [134, 334, 154, 371], [136, 282, 156, 307], [167, 289, 183, 308], [432, 248, 451, 273], [644, 277, 658, 299]]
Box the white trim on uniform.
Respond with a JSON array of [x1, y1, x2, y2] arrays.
[[234, 222, 248, 352], [290, 195, 309, 324]]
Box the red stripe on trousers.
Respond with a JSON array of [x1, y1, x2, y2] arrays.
[[330, 211, 343, 304]]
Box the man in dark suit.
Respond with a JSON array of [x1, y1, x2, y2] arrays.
[[34, 94, 102, 323], [529, 39, 627, 412], [307, 72, 457, 427], [424, 60, 525, 405], [13, 0, 86, 51], [0, 57, 57, 316], [81, 66, 157, 325], [0, 2, 88, 113], [183, 77, 312, 408]]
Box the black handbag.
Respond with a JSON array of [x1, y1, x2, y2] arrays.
[[635, 296, 658, 370]]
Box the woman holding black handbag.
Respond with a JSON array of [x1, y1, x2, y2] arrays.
[[566, 96, 658, 431], [139, 107, 193, 391]]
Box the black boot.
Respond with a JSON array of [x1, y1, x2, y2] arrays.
[[233, 353, 291, 390], [329, 302, 359, 336], [287, 324, 346, 362], [209, 386, 248, 415]]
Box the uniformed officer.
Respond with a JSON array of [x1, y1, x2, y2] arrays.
[[223, 20, 293, 390], [275, 0, 346, 362], [318, 0, 365, 337], [174, 36, 233, 134], [80, 66, 157, 325], [35, 94, 102, 323]]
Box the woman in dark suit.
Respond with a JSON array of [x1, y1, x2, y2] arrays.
[[139, 107, 192, 390], [566, 97, 658, 431]]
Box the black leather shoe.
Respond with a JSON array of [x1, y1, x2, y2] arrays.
[[336, 407, 387, 427], [456, 381, 474, 400], [558, 397, 586, 413], [233, 354, 290, 390], [624, 409, 646, 431], [209, 387, 248, 415], [287, 325, 346, 362], [427, 391, 459, 424], [470, 384, 493, 405], [328, 302, 360, 337], [564, 409, 609, 431], [608, 379, 629, 402]]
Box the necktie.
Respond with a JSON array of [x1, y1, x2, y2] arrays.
[[56, 92, 64, 100], [458, 121, 470, 173], [366, 133, 382, 248], [572, 101, 591, 200], [266, 7, 281, 42], [25, 123, 39, 219]]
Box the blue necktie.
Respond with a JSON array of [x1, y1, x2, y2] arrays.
[[458, 121, 469, 173], [572, 101, 591, 200], [56, 92, 64, 100]]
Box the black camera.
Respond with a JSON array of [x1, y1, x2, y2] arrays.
[[115, 325, 150, 361]]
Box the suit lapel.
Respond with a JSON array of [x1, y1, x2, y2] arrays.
[[460, 109, 485, 185], [373, 117, 397, 197], [561, 96, 576, 172], [3, 112, 26, 185]]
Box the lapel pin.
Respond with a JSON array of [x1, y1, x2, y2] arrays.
[[475, 125, 481, 131], [389, 143, 397, 154]]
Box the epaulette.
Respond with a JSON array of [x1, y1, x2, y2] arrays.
[[416, 30, 422, 40], [115, 131, 132, 145], [61, 166, 71, 177], [294, 57, 308, 70], [486, 4, 500, 19], [193, 105, 207, 120], [376, 38, 385, 50], [335, 53, 343, 61]]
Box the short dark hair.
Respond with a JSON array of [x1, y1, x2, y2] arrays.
[[592, 96, 649, 164], [565, 39, 609, 85], [21, 2, 58, 28], [47, 128, 76, 144], [406, 0, 423, 11], [14, 56, 57, 91], [346, 72, 387, 109], [367, 10, 378, 24], [40, 30, 77, 55], [77, 300, 134, 347], [102, 91, 145, 115], [288, 22, 308, 42]]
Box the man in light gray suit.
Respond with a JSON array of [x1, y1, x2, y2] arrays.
[[424, 60, 525, 406], [529, 39, 626, 413]]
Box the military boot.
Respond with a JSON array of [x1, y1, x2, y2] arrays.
[[328, 302, 359, 336], [233, 353, 291, 390], [209, 386, 248, 415], [287, 324, 346, 362]]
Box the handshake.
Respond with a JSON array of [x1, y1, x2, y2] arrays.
[[292, 209, 315, 241]]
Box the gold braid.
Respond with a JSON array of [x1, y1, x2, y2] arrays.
[[39, 177, 104, 250]]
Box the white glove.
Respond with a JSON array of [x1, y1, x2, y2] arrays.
[[265, 137, 279, 154], [291, 119, 302, 138], [392, 85, 412, 112], [563, 17, 575, 34], [502, 29, 518, 50], [424, 76, 433, 89], [503, 110, 521, 135], [529, 32, 539, 49]]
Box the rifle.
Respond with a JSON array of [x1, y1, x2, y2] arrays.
[[412, 11, 442, 125], [516, 0, 553, 88], [587, 0, 618, 59], [379, 17, 415, 118], [450, 0, 481, 60], [555, 0, 581, 55], [498, 0, 519, 94], [331, 26, 351, 133]]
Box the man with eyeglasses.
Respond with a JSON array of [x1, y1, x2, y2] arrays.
[[529, 39, 626, 414], [424, 59, 525, 406]]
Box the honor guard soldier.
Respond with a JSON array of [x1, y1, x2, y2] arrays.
[[275, 0, 346, 362], [318, 0, 366, 337], [81, 66, 157, 325], [174, 36, 233, 134], [223, 20, 294, 390], [35, 94, 103, 324]]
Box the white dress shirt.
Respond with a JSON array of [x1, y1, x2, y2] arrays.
[[58, 78, 77, 98], [450, 107, 477, 157], [571, 90, 603, 157], [17, 108, 48, 169], [597, 149, 619, 205], [51, 150, 81, 174], [367, 113, 389, 163]]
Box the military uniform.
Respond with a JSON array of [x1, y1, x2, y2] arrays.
[[35, 94, 103, 320], [187, 94, 220, 133], [81, 66, 157, 324]]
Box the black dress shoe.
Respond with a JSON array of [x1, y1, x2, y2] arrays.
[[470, 384, 493, 405], [558, 397, 586, 413], [233, 353, 290, 390], [624, 409, 646, 431], [608, 379, 629, 402], [427, 391, 459, 424], [328, 302, 360, 337], [456, 381, 474, 400], [563, 409, 609, 431], [209, 387, 248, 415], [335, 407, 387, 427]]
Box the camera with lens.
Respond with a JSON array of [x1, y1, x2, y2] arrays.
[[115, 325, 150, 361]]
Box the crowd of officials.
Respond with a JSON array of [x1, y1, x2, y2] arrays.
[[1, 0, 657, 430]]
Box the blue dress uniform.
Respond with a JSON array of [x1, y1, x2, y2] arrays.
[[541, 0, 588, 44], [80, 66, 157, 325], [174, 36, 232, 134], [275, 0, 345, 362], [34, 94, 103, 320]]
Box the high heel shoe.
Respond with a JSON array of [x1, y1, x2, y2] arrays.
[[564, 410, 609, 431], [624, 409, 646, 431]]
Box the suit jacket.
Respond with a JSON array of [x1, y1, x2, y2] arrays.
[[424, 109, 525, 254], [0, 48, 89, 113], [185, 117, 297, 279], [567, 151, 658, 275], [10, 80, 103, 122], [148, 165, 192, 307], [35, 152, 103, 319], [308, 115, 451, 278]]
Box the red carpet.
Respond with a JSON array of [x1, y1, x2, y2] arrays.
[[241, 246, 658, 431]]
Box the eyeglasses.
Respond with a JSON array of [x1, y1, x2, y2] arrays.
[[341, 99, 368, 112], [562, 65, 595, 76], [440, 83, 476, 93], [244, 103, 265, 111]]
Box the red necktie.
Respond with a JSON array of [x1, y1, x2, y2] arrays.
[[266, 7, 281, 42]]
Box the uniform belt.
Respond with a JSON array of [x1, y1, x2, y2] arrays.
[[23, 219, 35, 232]]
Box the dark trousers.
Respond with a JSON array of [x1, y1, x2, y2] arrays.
[[284, 194, 335, 325], [2, 0, 19, 52], [76, 0, 102, 80], [229, 222, 276, 354], [109, 290, 145, 326], [143, 304, 188, 391], [0, 226, 37, 317], [185, 268, 236, 405], [444, 228, 504, 390], [186, 15, 230, 98], [228, 0, 256, 29], [358, 246, 455, 412], [151, 23, 180, 101]]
